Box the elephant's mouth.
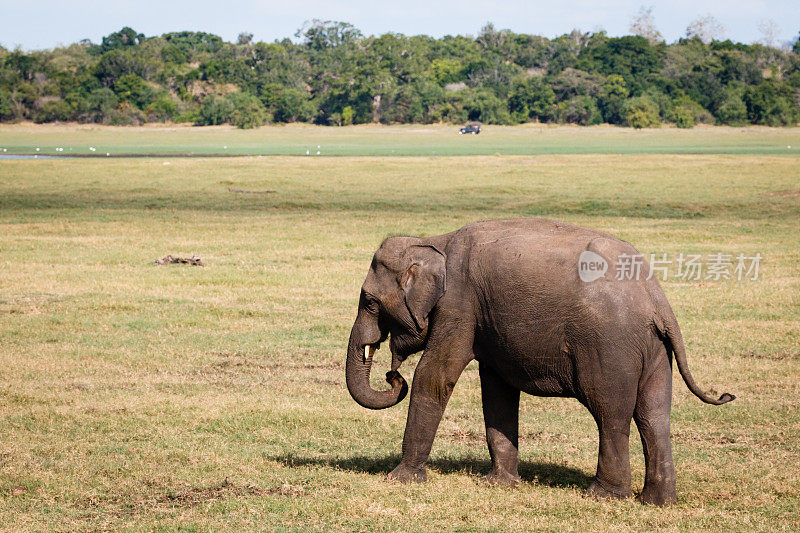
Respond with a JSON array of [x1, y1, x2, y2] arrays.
[[362, 342, 381, 364], [363, 339, 408, 374], [388, 328, 427, 363]]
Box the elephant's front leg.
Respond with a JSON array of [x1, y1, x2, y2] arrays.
[[387, 325, 475, 483], [479, 362, 521, 486]]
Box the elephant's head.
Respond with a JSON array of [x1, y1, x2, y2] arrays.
[[346, 237, 447, 410]]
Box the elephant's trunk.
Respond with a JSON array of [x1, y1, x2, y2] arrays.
[[345, 315, 408, 410]]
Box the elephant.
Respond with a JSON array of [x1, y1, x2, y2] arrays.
[[345, 218, 734, 505]]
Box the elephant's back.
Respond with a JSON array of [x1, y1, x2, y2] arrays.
[[456, 218, 634, 283], [456, 218, 618, 245], [459, 219, 658, 341]]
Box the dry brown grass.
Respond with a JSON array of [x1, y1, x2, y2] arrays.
[[0, 150, 798, 531]]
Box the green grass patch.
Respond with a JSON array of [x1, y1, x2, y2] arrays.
[[2, 123, 800, 156]]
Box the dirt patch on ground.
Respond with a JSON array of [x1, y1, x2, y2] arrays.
[[153, 478, 268, 508], [201, 352, 343, 375], [154, 255, 204, 266], [204, 351, 269, 373], [228, 187, 275, 194], [189, 353, 344, 389], [76, 478, 305, 519], [672, 430, 739, 444], [154, 478, 303, 508], [441, 429, 484, 442], [738, 351, 799, 360], [762, 189, 800, 199]]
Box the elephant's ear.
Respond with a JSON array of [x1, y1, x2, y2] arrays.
[[399, 245, 446, 331]]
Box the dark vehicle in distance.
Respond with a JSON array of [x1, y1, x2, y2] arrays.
[[458, 122, 481, 135]]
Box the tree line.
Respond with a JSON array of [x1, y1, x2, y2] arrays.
[[1, 21, 799, 128]]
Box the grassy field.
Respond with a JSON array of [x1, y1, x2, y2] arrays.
[[0, 126, 799, 530], [1, 122, 800, 156]]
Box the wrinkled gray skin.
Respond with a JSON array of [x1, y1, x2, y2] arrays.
[[345, 219, 734, 505]]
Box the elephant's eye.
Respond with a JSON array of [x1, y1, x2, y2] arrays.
[[366, 299, 380, 314]]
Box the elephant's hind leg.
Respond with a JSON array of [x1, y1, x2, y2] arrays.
[[584, 416, 633, 500], [479, 362, 521, 486], [634, 349, 677, 505], [581, 354, 637, 500]]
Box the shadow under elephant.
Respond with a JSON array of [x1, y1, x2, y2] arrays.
[[272, 453, 592, 490]]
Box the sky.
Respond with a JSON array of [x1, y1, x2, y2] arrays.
[[1, 0, 799, 51]]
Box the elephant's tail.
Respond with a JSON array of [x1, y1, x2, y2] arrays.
[[663, 321, 735, 405]]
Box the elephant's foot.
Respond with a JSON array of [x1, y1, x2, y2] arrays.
[[638, 484, 677, 506], [484, 468, 521, 487], [386, 463, 427, 484], [584, 478, 631, 500]]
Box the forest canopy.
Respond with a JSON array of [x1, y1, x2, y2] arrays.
[[1, 21, 799, 128]]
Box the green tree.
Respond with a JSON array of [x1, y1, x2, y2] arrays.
[[295, 20, 362, 50], [228, 92, 268, 128], [4, 50, 36, 81], [162, 31, 224, 60], [714, 86, 748, 125], [94, 50, 148, 87], [642, 88, 673, 121], [577, 35, 663, 95], [85, 88, 118, 123], [160, 44, 187, 64], [673, 106, 696, 128], [501, 33, 549, 69], [463, 88, 511, 124], [414, 80, 446, 123], [341, 105, 355, 125], [99, 27, 145, 53], [598, 74, 629, 124], [108, 101, 145, 125], [145, 95, 177, 122], [546, 33, 582, 75], [431, 58, 464, 86], [552, 68, 604, 101], [0, 90, 13, 120], [272, 88, 315, 122], [744, 81, 800, 126], [554, 95, 602, 125], [34, 99, 74, 122], [196, 94, 235, 125], [508, 77, 555, 122], [2, 24, 799, 128], [623, 96, 660, 128], [113, 74, 153, 108]]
